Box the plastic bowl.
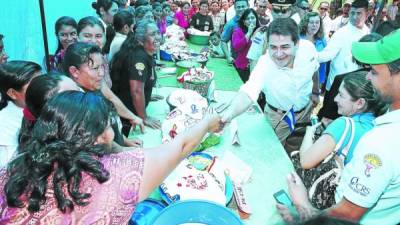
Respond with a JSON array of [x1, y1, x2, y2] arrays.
[[151, 200, 243, 225], [176, 60, 201, 77], [160, 50, 173, 61], [189, 34, 210, 45]]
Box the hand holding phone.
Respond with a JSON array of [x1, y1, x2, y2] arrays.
[[273, 190, 293, 207]]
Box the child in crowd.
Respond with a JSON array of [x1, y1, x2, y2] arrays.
[[209, 32, 225, 58]]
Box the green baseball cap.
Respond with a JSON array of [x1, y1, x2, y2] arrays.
[[351, 29, 400, 65]]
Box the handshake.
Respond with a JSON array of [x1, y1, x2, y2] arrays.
[[202, 104, 234, 134]]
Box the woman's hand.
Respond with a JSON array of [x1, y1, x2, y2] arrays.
[[305, 122, 321, 137], [144, 116, 162, 129], [130, 116, 145, 133], [204, 107, 223, 133]]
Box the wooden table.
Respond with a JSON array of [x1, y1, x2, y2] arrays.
[[131, 86, 294, 225]]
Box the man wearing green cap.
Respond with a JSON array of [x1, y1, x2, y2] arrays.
[[277, 30, 400, 225]]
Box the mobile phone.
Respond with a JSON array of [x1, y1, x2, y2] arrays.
[[273, 190, 293, 207]]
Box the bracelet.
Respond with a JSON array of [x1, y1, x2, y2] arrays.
[[312, 91, 320, 95]]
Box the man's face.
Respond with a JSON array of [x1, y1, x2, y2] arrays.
[[192, 0, 199, 8], [318, 2, 329, 16], [256, 0, 268, 15], [268, 34, 298, 68], [234, 1, 249, 18], [271, 5, 292, 19], [349, 7, 368, 28], [199, 3, 209, 15], [367, 64, 396, 103], [0, 39, 8, 64], [343, 3, 351, 15], [74, 53, 105, 91], [210, 2, 220, 13]]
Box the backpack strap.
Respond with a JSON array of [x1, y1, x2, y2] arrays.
[[333, 117, 351, 154]]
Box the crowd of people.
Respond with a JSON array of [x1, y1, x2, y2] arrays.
[[0, 0, 399, 224]]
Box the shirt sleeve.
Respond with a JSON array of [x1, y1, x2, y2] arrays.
[[239, 54, 267, 101], [221, 21, 233, 42], [323, 117, 347, 146], [246, 30, 264, 61], [128, 57, 149, 83], [232, 28, 249, 52], [340, 132, 393, 208], [318, 30, 342, 63]]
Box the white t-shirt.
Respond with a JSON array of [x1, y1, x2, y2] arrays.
[[336, 110, 400, 225], [0, 102, 23, 167]]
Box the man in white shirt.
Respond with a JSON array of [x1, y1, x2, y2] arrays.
[[221, 18, 320, 148], [108, 11, 135, 61], [246, 0, 300, 71], [330, 1, 351, 33], [318, 0, 370, 92], [318, 1, 333, 39], [277, 29, 400, 225]]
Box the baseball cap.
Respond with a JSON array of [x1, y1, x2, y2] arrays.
[[352, 30, 400, 64]]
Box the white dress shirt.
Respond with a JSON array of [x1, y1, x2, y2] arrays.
[[318, 23, 370, 90], [241, 39, 319, 112]]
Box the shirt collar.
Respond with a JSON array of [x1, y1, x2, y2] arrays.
[[374, 109, 400, 126]]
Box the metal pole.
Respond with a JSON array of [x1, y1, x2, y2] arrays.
[[38, 0, 51, 72]]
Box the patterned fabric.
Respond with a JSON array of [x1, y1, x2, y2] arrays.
[[0, 150, 145, 225]]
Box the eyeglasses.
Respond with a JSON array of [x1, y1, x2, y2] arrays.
[[258, 5, 267, 8], [272, 6, 290, 14], [319, 7, 328, 11]]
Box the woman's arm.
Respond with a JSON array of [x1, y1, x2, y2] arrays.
[[138, 111, 221, 201], [299, 125, 336, 169], [101, 84, 145, 133]]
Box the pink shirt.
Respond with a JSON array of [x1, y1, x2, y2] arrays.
[[0, 150, 145, 225], [232, 27, 251, 70], [174, 11, 190, 29]]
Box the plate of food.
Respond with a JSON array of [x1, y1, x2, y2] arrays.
[[159, 152, 233, 206]]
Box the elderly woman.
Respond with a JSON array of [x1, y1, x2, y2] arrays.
[[299, 12, 327, 89], [190, 0, 214, 32], [110, 20, 162, 134], [0, 90, 221, 224]]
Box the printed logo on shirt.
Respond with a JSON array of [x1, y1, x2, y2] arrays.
[[135, 63, 145, 76], [349, 177, 370, 197], [363, 153, 382, 177]]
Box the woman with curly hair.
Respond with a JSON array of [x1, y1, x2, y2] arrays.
[[0, 91, 222, 224], [299, 12, 327, 89]]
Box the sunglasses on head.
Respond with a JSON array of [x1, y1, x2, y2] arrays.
[[272, 6, 290, 14]]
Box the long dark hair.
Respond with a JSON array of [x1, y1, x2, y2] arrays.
[[0, 61, 41, 110], [110, 19, 156, 93], [55, 16, 78, 55], [342, 71, 388, 117], [18, 74, 67, 149], [238, 8, 259, 35], [5, 91, 114, 213]]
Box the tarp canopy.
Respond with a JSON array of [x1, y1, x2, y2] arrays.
[[0, 0, 95, 69]]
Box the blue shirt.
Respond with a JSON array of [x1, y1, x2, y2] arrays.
[[221, 16, 239, 42], [323, 112, 375, 165]]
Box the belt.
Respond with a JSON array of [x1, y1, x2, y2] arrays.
[[267, 103, 306, 114]]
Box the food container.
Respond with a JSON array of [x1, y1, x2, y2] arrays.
[[160, 50, 173, 61], [176, 60, 201, 77], [189, 34, 210, 45]]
